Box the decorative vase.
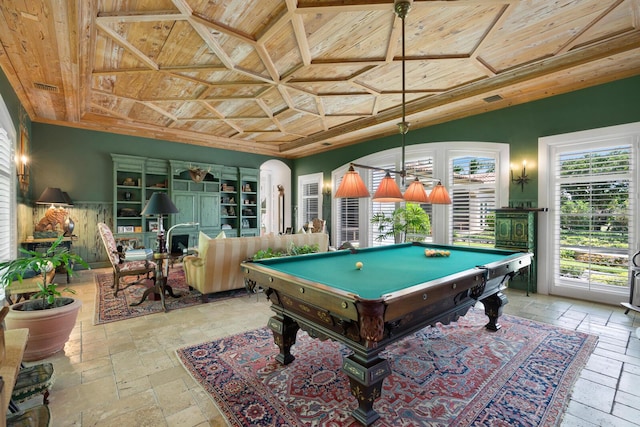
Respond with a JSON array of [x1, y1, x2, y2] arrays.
[[64, 217, 75, 236], [5, 297, 82, 361]]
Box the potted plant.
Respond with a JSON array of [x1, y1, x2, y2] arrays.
[[371, 203, 431, 243], [0, 235, 89, 361]]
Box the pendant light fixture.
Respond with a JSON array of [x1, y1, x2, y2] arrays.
[[334, 0, 451, 205]]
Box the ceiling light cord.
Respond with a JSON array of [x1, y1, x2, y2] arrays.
[[396, 1, 410, 187]]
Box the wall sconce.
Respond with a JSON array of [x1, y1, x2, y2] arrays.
[[511, 160, 529, 192], [322, 183, 332, 196], [16, 153, 29, 192]]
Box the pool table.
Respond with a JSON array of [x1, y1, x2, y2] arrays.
[[242, 242, 532, 426]]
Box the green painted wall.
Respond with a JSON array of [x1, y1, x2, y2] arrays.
[[29, 123, 284, 202], [0, 65, 24, 135], [0, 66, 32, 203], [293, 75, 640, 205]]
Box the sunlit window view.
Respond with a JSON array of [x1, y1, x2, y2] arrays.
[[556, 146, 631, 289]]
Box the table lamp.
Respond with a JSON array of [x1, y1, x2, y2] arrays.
[[34, 187, 70, 234], [141, 192, 179, 253]]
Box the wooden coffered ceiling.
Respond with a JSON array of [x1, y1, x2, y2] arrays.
[[1, 0, 639, 159]]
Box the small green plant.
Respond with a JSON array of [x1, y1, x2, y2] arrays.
[[252, 243, 320, 260], [371, 203, 431, 243], [0, 235, 88, 309]]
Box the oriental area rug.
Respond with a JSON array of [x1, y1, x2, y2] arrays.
[[93, 266, 246, 324], [177, 309, 597, 427]]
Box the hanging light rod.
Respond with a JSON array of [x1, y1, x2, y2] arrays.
[[334, 0, 451, 205]]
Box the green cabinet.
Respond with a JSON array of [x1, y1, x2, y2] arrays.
[[112, 155, 259, 248], [220, 166, 239, 237], [111, 154, 168, 243], [169, 161, 221, 245], [495, 209, 540, 293], [239, 167, 259, 236]]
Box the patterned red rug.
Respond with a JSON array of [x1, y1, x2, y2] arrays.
[[93, 266, 246, 324], [177, 308, 597, 426]]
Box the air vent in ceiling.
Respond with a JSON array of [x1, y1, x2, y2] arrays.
[[483, 94, 503, 103], [33, 82, 59, 92]]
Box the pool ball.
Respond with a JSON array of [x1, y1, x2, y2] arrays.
[[356, 261, 363, 270]]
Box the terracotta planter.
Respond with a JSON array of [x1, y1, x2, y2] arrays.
[[5, 297, 82, 361]]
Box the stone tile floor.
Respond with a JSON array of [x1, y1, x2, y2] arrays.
[[15, 268, 640, 426]]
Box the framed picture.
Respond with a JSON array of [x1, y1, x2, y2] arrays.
[[149, 222, 158, 232], [123, 226, 135, 233]]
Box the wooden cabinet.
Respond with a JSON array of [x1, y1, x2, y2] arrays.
[[495, 209, 542, 293]]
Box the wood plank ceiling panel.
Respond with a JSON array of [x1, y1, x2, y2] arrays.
[[0, 0, 637, 158]]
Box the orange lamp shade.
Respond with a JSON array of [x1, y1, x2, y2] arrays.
[[403, 177, 430, 203], [429, 182, 452, 204], [372, 172, 403, 203], [334, 166, 370, 198]]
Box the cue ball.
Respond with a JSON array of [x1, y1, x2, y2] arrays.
[[356, 261, 363, 270]]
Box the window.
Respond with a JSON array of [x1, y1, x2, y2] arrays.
[[0, 128, 12, 262], [539, 122, 640, 304], [297, 173, 322, 231], [332, 142, 508, 248], [370, 158, 435, 246], [0, 95, 16, 265], [0, 96, 17, 304], [450, 155, 497, 247], [370, 163, 398, 246], [556, 146, 630, 287]]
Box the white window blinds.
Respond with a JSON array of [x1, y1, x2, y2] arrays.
[[301, 182, 319, 224], [555, 145, 631, 288], [0, 128, 12, 262], [450, 156, 497, 247], [370, 165, 397, 246], [298, 173, 322, 230]]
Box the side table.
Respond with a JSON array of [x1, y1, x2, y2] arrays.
[[130, 252, 181, 311], [0, 328, 30, 424], [20, 237, 75, 283]]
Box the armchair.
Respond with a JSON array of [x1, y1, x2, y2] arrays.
[[97, 222, 156, 296], [309, 218, 326, 233]]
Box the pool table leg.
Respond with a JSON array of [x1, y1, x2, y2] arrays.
[[268, 313, 299, 365], [342, 354, 391, 426], [482, 291, 508, 331]]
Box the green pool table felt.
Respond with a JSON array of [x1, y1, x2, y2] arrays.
[[255, 244, 515, 300]]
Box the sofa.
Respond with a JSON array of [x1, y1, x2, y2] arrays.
[[182, 232, 329, 296]]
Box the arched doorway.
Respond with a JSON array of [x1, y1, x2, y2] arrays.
[[260, 160, 291, 235]]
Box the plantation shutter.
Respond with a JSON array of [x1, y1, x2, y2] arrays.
[[450, 156, 497, 247], [555, 145, 631, 288], [298, 173, 322, 231], [370, 165, 396, 246], [301, 181, 319, 225], [370, 159, 434, 246], [334, 169, 362, 246], [336, 196, 360, 246], [405, 158, 433, 243], [0, 128, 12, 262]]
